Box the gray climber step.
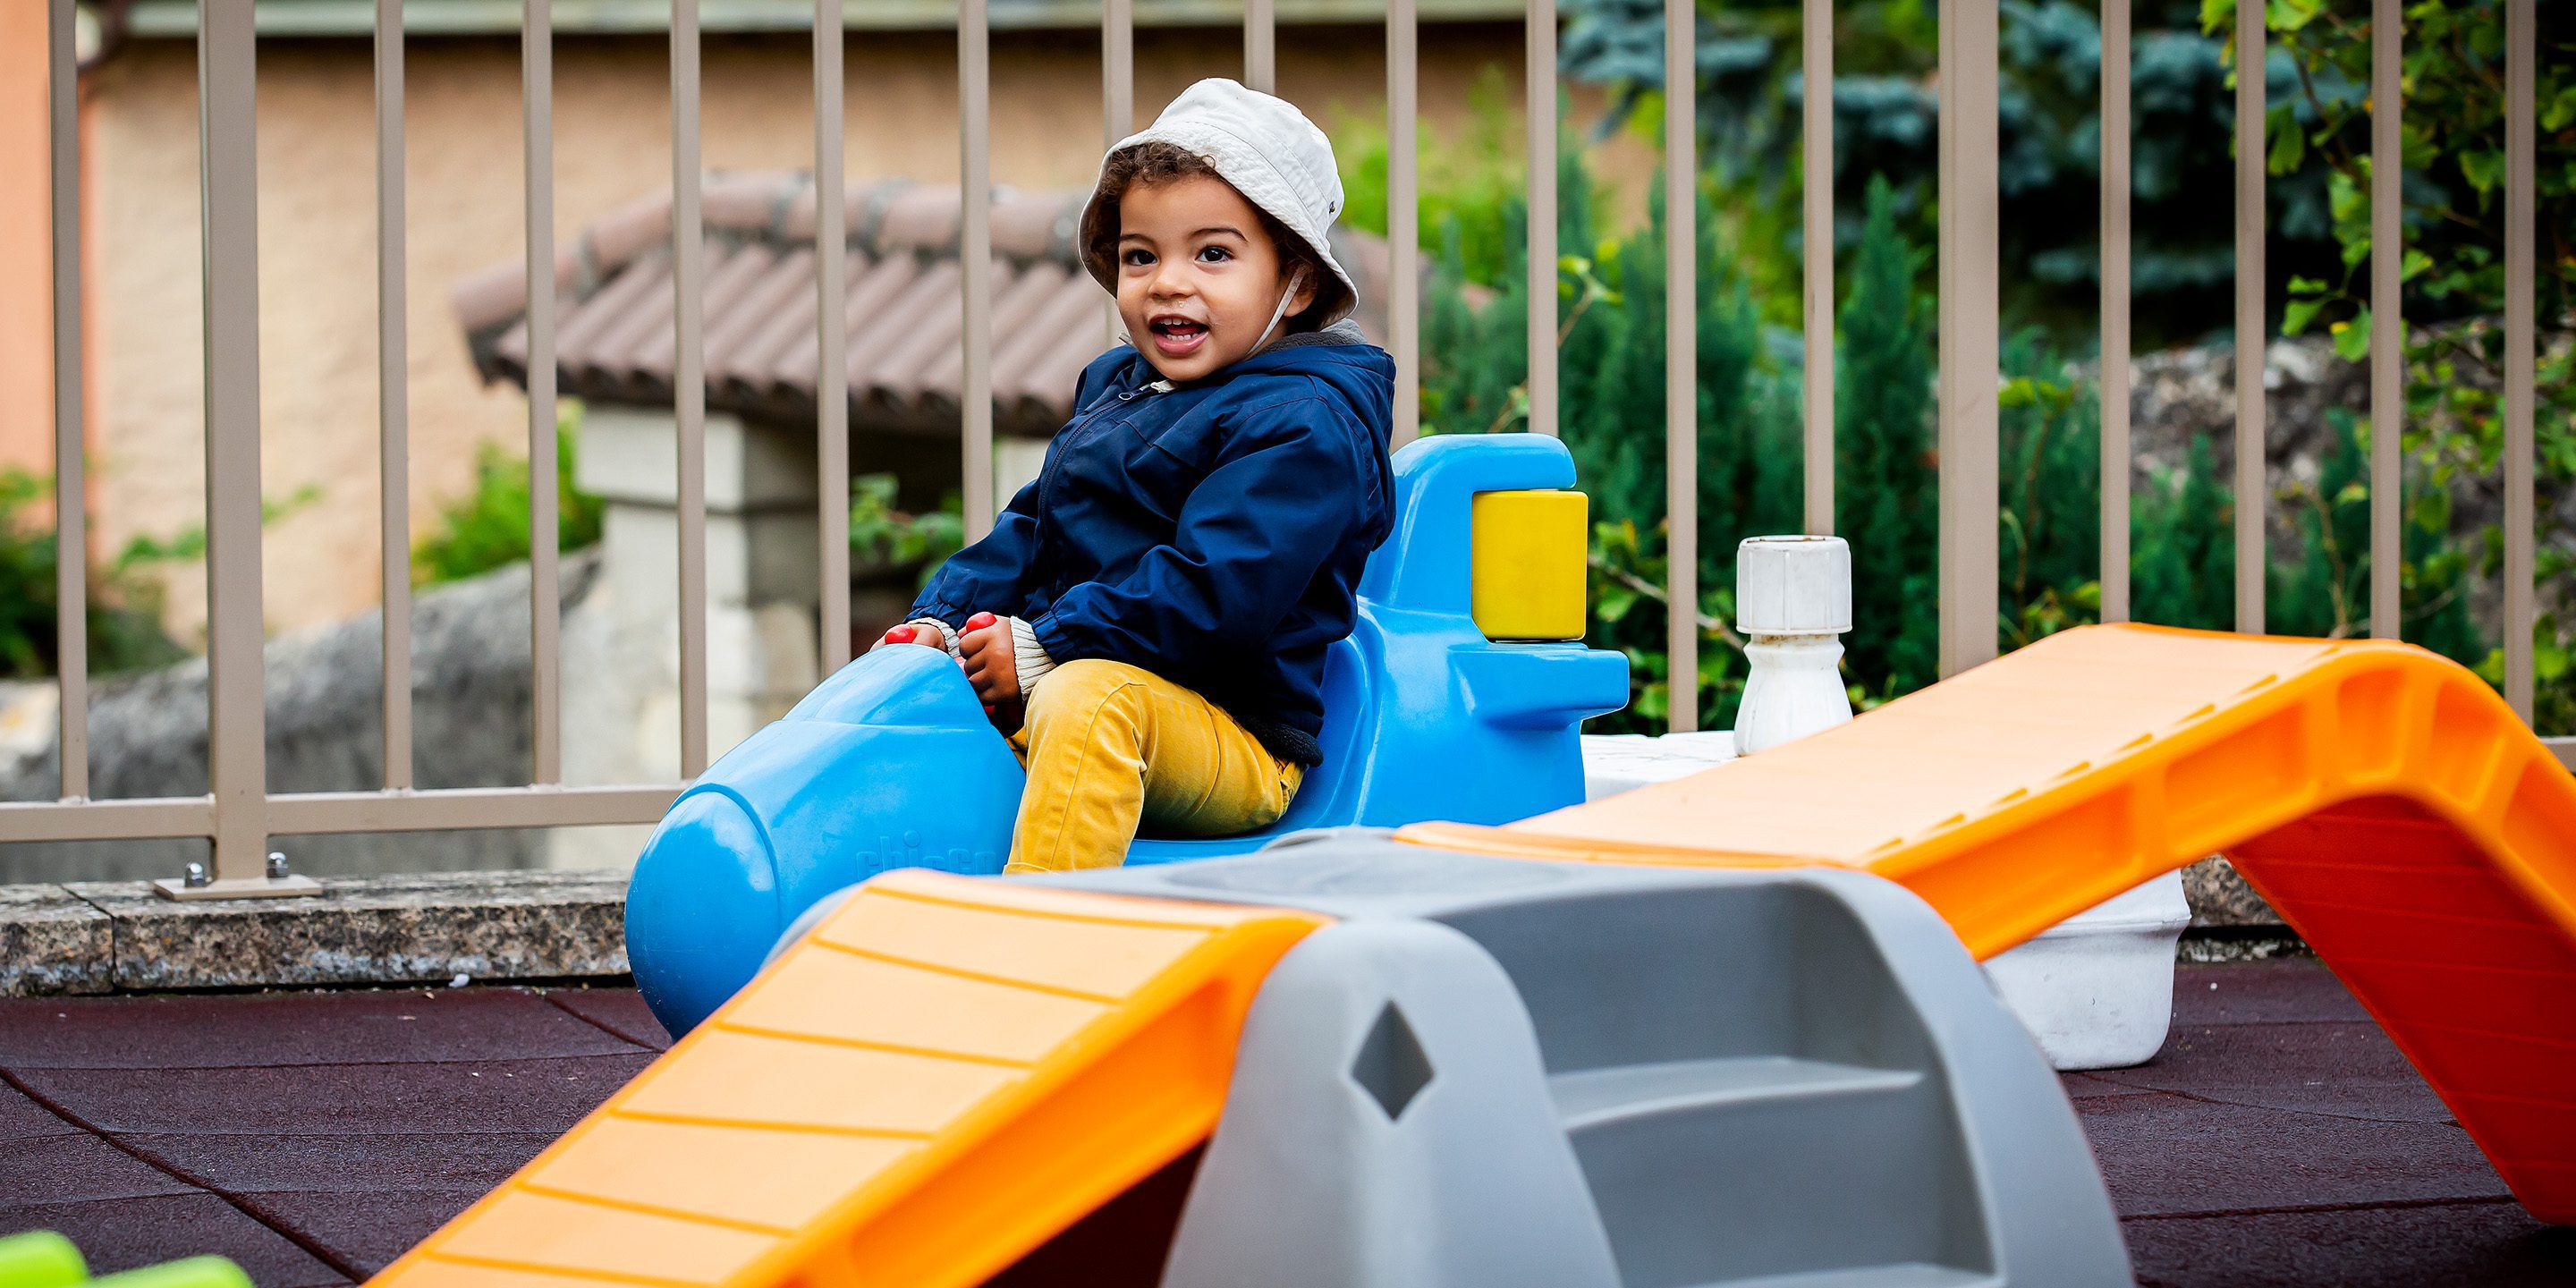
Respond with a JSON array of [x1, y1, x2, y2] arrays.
[[1700, 1267, 1997, 1288], [1030, 836, 2134, 1288], [1549, 1056, 1924, 1133]]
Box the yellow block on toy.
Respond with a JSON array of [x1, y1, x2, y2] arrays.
[[1471, 489, 1588, 640]]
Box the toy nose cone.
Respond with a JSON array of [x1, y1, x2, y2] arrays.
[[628, 791, 777, 1037]]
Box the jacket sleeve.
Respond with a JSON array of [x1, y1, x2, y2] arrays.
[[909, 477, 1045, 630], [1030, 394, 1377, 690], [908, 352, 1126, 628]]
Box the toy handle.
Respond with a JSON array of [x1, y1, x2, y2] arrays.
[[1358, 435, 1577, 617]]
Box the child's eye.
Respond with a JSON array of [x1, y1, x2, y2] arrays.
[[1196, 245, 1233, 264], [1122, 249, 1155, 267]]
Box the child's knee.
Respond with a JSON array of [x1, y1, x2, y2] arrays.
[[1025, 658, 1153, 737]]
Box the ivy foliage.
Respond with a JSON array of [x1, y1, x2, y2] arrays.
[[0, 469, 288, 682], [411, 404, 605, 588]]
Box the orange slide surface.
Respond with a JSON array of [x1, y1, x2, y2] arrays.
[[1406, 623, 2576, 1223], [368, 872, 1324, 1288]]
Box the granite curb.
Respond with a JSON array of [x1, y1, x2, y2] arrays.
[[0, 860, 2301, 996], [0, 870, 629, 996]]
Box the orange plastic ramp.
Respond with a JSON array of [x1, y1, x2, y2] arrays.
[[369, 871, 1326, 1288], [1403, 623, 2576, 1222]]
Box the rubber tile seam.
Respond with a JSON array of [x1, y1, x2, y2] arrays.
[[2117, 1194, 2526, 1223], [0, 1063, 371, 1283], [538, 991, 670, 1051]]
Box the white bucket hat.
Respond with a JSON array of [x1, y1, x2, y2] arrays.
[[1078, 78, 1358, 331]]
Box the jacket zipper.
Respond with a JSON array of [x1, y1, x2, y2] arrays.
[[1029, 373, 1172, 593]]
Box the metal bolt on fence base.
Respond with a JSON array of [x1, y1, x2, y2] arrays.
[[152, 849, 325, 902]]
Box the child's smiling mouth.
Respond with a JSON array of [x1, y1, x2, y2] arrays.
[[1148, 315, 1211, 359]]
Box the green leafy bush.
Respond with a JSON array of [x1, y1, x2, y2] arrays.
[[411, 405, 605, 587], [1347, 97, 2554, 731], [0, 469, 192, 681], [850, 473, 964, 589]]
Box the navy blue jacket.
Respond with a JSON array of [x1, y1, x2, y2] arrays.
[[910, 325, 1396, 765]]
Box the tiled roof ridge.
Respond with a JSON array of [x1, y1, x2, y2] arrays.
[[453, 170, 1088, 335], [453, 170, 1401, 436]]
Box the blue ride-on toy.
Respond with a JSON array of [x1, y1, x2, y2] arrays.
[[626, 433, 1631, 1035]]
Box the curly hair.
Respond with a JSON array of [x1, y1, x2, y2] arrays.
[[1086, 140, 1327, 332]]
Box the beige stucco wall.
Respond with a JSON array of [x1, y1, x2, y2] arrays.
[[86, 23, 1653, 640]]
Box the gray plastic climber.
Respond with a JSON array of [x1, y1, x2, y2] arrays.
[[1029, 832, 2135, 1288]]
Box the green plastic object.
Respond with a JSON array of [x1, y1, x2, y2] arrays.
[[0, 1233, 86, 1288], [0, 1235, 249, 1288], [90, 1259, 253, 1288]]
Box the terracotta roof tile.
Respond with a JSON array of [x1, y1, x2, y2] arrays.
[[456, 172, 1401, 438]]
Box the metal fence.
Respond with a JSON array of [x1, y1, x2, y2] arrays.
[[2, 0, 2564, 887]]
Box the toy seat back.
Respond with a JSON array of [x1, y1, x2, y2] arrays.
[[1128, 433, 1626, 860]]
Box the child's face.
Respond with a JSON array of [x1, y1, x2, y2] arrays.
[[1114, 174, 1318, 383]]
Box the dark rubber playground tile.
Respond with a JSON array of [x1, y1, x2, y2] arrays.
[[2122, 1200, 2576, 1288], [0, 1077, 80, 1144], [0, 1132, 196, 1208], [2076, 1090, 2511, 1216], [2094, 1021, 2452, 1123], [0, 1192, 352, 1287], [2058, 1072, 2157, 1099], [2170, 960, 2373, 1027], [14, 1054, 652, 1136], [542, 987, 672, 1050], [237, 1190, 493, 1278], [0, 988, 647, 1070], [113, 1129, 561, 1197]]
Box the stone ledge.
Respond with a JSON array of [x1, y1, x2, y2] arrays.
[[2, 857, 2300, 996], [2181, 855, 2288, 929], [0, 884, 114, 996], [0, 870, 628, 995]]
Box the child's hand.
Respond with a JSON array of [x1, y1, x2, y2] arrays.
[[960, 613, 1019, 704], [873, 623, 943, 651]]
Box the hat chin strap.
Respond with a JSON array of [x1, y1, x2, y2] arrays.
[[1249, 267, 1306, 354]]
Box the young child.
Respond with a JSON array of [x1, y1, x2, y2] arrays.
[[878, 79, 1395, 873]]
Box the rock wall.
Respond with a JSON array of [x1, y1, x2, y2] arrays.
[[0, 555, 601, 884]]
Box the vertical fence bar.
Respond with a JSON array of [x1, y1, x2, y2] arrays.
[[962, 0, 995, 538], [1247, 0, 1275, 94], [1935, 0, 1999, 676], [817, 0, 851, 672], [2233, 0, 2265, 634], [47, 0, 86, 801], [525, 0, 561, 783], [1105, 0, 1132, 149], [1801, 0, 1832, 534], [674, 0, 709, 776], [1105, 0, 1131, 344], [377, 0, 413, 789], [1525, 0, 1556, 437], [2368, 0, 2400, 639], [2503, 0, 2535, 721], [200, 0, 269, 877], [1665, 0, 1697, 732], [1389, 0, 1419, 446], [2098, 0, 2130, 623]]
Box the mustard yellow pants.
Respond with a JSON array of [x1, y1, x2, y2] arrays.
[[1004, 658, 1304, 873]]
